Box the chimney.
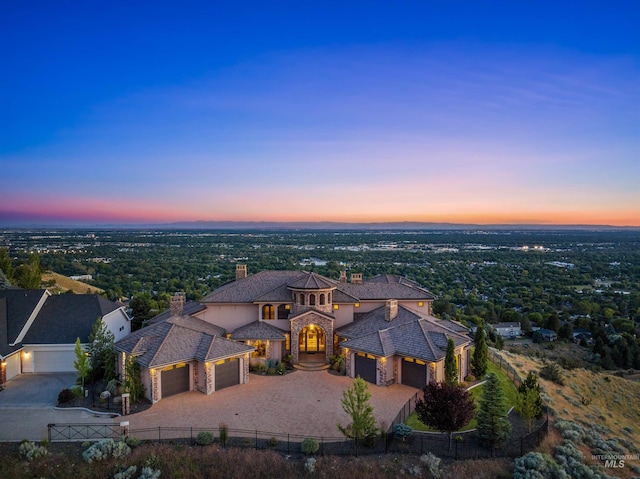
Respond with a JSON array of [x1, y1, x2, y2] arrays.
[[385, 299, 398, 322], [236, 264, 247, 280], [170, 292, 186, 317], [339, 271, 347, 283], [350, 273, 363, 284]]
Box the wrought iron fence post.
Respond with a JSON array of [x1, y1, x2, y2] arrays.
[[158, 426, 161, 442], [321, 437, 324, 456]]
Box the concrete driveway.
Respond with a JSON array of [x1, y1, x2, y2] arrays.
[[0, 373, 114, 442], [126, 370, 417, 439]]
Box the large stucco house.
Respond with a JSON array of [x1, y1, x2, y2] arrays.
[[116, 266, 472, 403]]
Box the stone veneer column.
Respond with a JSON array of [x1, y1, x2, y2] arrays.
[[205, 362, 215, 394], [345, 350, 353, 378], [377, 358, 387, 386], [150, 369, 159, 403], [242, 353, 250, 384]]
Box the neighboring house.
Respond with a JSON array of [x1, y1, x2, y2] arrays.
[[116, 266, 472, 403], [537, 328, 558, 342], [573, 328, 593, 344], [494, 322, 521, 339], [0, 290, 131, 385]]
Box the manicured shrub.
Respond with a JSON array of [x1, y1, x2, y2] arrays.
[[58, 388, 75, 404], [266, 367, 276, 375], [301, 437, 319, 455], [267, 436, 278, 448], [393, 423, 413, 441], [196, 431, 215, 445], [275, 363, 286, 375], [125, 436, 141, 448]]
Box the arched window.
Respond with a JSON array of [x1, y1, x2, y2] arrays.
[[328, 292, 331, 304], [262, 304, 275, 320], [310, 294, 316, 306], [319, 293, 325, 305], [300, 294, 306, 306], [277, 304, 289, 319]]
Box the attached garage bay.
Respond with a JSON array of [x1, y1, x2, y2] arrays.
[[33, 349, 76, 373], [161, 363, 190, 398], [401, 357, 427, 389], [215, 357, 240, 390], [354, 352, 377, 384]]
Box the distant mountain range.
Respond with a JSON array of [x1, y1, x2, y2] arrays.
[[2, 220, 638, 231]]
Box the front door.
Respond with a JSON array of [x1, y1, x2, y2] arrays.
[[299, 325, 325, 353]]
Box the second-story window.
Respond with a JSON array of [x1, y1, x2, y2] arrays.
[[262, 304, 275, 320]]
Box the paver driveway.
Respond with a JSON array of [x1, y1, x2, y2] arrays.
[[126, 370, 417, 438]]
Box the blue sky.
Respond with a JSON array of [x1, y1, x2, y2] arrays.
[[1, 1, 639, 225]]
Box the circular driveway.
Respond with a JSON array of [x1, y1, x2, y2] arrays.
[[126, 370, 417, 438]]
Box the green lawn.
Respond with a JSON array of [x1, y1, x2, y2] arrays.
[[404, 360, 518, 432]]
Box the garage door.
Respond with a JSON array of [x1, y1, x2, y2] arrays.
[[402, 358, 427, 389], [215, 357, 240, 390], [5, 353, 20, 380], [354, 352, 377, 384], [161, 364, 190, 398], [33, 350, 76, 373]]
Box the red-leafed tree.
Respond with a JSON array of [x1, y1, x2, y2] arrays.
[[414, 381, 476, 450]]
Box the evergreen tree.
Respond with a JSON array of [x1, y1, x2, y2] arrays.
[[15, 254, 42, 289], [495, 334, 505, 350], [472, 321, 488, 378], [444, 338, 458, 384], [517, 372, 543, 432], [88, 317, 116, 381], [0, 269, 11, 289], [415, 381, 475, 450], [0, 248, 14, 283], [477, 372, 512, 451], [338, 377, 377, 441]]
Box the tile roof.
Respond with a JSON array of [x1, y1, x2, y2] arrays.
[[148, 301, 207, 324], [115, 314, 253, 368], [288, 272, 337, 290], [201, 270, 435, 304], [337, 305, 471, 362], [230, 321, 287, 340], [23, 294, 120, 344]]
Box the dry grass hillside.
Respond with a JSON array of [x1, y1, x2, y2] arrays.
[[496, 349, 640, 477], [41, 271, 104, 295]]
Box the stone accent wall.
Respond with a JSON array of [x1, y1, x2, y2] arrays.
[[377, 358, 387, 386], [265, 340, 272, 360], [170, 292, 186, 316], [290, 312, 334, 363], [345, 350, 353, 378]]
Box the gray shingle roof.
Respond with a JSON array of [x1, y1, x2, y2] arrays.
[[230, 321, 287, 340], [23, 294, 120, 344], [0, 290, 48, 349], [115, 315, 253, 368], [336, 305, 421, 339], [202, 271, 307, 303], [288, 272, 337, 290]]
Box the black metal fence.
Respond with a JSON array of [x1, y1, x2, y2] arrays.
[[47, 349, 548, 459], [488, 349, 524, 388]]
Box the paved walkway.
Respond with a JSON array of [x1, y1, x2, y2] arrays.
[[125, 370, 417, 438]]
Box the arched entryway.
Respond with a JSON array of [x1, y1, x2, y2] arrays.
[[299, 324, 325, 355]]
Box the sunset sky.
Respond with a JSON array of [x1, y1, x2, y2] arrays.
[[1, 1, 639, 226]]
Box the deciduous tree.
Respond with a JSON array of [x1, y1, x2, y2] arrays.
[[517, 372, 543, 433], [414, 381, 475, 450], [338, 377, 377, 442], [88, 317, 116, 381]]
